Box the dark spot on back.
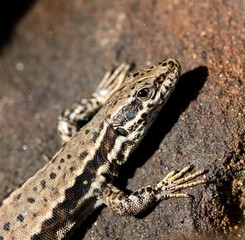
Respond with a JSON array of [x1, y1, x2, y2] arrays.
[[92, 132, 100, 143], [85, 129, 90, 134], [67, 154, 71, 159], [16, 193, 21, 200], [70, 167, 76, 172], [33, 187, 37, 192], [60, 158, 65, 163], [3, 222, 10, 231], [57, 165, 61, 170], [17, 214, 25, 222], [79, 151, 88, 159], [40, 180, 46, 189], [27, 197, 35, 203], [161, 62, 167, 67], [50, 172, 56, 179]]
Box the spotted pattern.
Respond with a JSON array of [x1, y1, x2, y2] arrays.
[[17, 214, 25, 222], [40, 180, 46, 189], [0, 59, 185, 239], [33, 125, 118, 238], [27, 197, 35, 203], [50, 173, 57, 179], [3, 222, 10, 231]]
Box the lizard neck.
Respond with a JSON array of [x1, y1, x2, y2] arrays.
[[87, 109, 135, 167]]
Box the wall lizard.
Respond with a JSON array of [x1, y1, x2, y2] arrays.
[[0, 59, 206, 239]]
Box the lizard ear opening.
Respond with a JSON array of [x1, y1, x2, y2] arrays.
[[116, 127, 129, 137]]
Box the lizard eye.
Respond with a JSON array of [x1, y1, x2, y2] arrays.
[[137, 88, 152, 101]]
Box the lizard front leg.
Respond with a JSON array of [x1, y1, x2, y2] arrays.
[[102, 165, 206, 216]]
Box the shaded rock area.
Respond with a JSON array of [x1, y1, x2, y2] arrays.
[[0, 0, 244, 239]]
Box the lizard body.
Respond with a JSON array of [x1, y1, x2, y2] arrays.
[[0, 59, 206, 239]]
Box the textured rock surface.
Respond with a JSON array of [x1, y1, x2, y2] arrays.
[[0, 0, 244, 239]]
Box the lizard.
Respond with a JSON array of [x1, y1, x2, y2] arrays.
[[0, 59, 207, 240]]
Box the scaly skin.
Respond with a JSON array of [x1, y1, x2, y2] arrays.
[[0, 59, 206, 240]]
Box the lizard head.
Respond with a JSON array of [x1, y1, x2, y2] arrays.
[[105, 59, 181, 146]]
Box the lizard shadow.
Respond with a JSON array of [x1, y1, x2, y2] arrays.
[[72, 66, 208, 238]]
